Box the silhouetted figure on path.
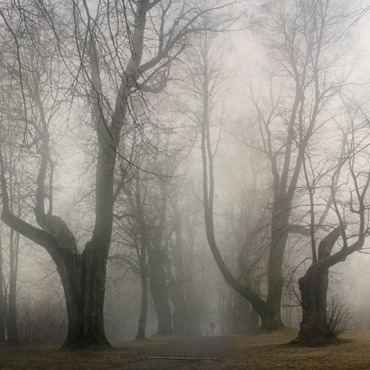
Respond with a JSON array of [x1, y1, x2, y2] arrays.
[[209, 321, 216, 336]]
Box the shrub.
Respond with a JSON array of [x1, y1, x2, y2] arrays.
[[17, 295, 67, 345], [327, 294, 352, 336]]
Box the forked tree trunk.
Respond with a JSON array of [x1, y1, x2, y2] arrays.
[[0, 204, 112, 348], [42, 237, 110, 348], [295, 226, 351, 345]]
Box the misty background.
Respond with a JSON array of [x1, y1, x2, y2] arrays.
[[1, 0, 370, 346]]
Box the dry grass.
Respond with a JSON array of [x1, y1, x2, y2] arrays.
[[233, 330, 370, 370], [0, 335, 185, 370], [3, 331, 370, 369]]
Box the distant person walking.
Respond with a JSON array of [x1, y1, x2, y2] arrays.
[[209, 321, 216, 336]]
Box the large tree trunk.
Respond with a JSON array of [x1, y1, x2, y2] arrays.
[[183, 273, 202, 338], [264, 200, 290, 331], [170, 288, 187, 337], [7, 284, 19, 344], [0, 233, 5, 343], [7, 229, 20, 344], [147, 176, 173, 335], [149, 250, 173, 335], [183, 217, 202, 338], [297, 268, 329, 344], [135, 268, 148, 339], [168, 211, 187, 337], [0, 207, 111, 348], [185, 296, 202, 338], [52, 240, 110, 348], [250, 278, 262, 332], [294, 226, 353, 345]]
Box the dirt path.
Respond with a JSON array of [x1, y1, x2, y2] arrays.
[[120, 336, 242, 370]]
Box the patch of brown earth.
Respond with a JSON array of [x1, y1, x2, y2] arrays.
[[120, 336, 243, 370]]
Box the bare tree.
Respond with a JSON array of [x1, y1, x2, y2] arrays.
[[192, 0, 358, 332], [196, 30, 269, 326], [0, 0, 236, 348], [294, 100, 370, 345], [245, 0, 356, 329]]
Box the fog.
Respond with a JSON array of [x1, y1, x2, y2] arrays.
[[1, 0, 370, 347]]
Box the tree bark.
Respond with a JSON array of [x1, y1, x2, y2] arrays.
[[264, 197, 291, 331], [149, 249, 173, 335], [7, 285, 19, 344], [184, 214, 202, 338], [170, 289, 187, 336], [0, 201, 111, 348], [49, 240, 110, 347], [250, 278, 261, 332], [295, 225, 361, 345], [136, 268, 148, 339], [298, 266, 330, 344], [0, 232, 5, 343], [168, 208, 187, 337], [148, 177, 173, 335], [7, 229, 20, 344]]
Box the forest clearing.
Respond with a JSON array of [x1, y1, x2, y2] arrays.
[[1, 330, 370, 370]]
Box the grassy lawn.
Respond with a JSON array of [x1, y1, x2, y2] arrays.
[[0, 335, 185, 370], [234, 330, 370, 370], [2, 331, 370, 369]]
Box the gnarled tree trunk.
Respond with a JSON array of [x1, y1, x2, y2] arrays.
[[296, 226, 342, 345], [295, 224, 366, 345], [298, 265, 330, 344]]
